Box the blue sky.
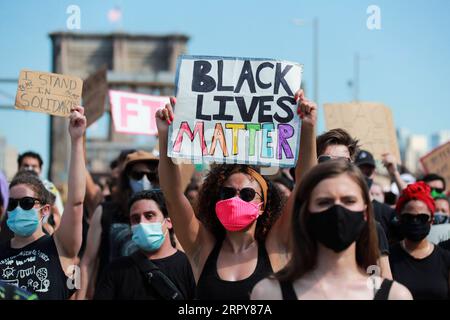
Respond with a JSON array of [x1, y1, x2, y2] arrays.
[[1, 0, 449, 178]]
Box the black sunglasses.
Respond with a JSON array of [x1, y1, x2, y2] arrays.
[[7, 197, 41, 211], [129, 170, 158, 182], [317, 155, 352, 164], [400, 213, 431, 224], [219, 187, 261, 202]]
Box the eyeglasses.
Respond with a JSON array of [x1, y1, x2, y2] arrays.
[[129, 170, 158, 182], [317, 155, 352, 164], [219, 187, 261, 202], [400, 213, 431, 224], [7, 197, 41, 211]]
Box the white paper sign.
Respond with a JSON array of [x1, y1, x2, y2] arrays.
[[109, 90, 170, 135], [168, 55, 303, 167]]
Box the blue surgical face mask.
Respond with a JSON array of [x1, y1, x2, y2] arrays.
[[129, 176, 152, 194], [131, 220, 167, 252], [7, 207, 41, 237], [433, 212, 449, 225]]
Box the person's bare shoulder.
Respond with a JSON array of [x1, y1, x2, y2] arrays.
[[251, 277, 283, 300], [388, 281, 413, 300]]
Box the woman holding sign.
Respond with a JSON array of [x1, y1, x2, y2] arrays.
[[155, 90, 317, 300], [0, 106, 86, 300]]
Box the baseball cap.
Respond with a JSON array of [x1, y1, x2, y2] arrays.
[[355, 150, 375, 168]]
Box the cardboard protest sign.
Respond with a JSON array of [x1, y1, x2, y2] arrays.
[[323, 102, 401, 161], [168, 55, 303, 167], [15, 70, 83, 117], [420, 141, 450, 193], [83, 66, 108, 127], [109, 90, 170, 135]]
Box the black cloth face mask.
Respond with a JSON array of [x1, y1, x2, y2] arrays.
[[399, 213, 431, 242], [307, 204, 366, 253]]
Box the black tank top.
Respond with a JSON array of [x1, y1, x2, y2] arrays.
[[195, 239, 273, 300], [280, 278, 394, 300], [0, 235, 74, 300]]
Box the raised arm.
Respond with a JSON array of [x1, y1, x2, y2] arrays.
[[54, 105, 87, 258], [382, 153, 407, 192], [268, 90, 317, 248], [155, 99, 214, 257]]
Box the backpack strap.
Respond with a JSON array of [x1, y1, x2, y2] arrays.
[[130, 251, 184, 300]]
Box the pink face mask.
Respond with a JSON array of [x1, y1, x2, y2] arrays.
[[215, 196, 261, 232]]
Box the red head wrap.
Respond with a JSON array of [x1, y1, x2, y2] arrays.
[[395, 181, 436, 216]]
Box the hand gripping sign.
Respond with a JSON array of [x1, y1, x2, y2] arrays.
[[168, 55, 303, 167]]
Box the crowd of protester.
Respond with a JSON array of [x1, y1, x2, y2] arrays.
[[0, 90, 449, 300]]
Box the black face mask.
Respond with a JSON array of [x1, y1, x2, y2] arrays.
[[400, 218, 431, 242], [307, 204, 366, 253]]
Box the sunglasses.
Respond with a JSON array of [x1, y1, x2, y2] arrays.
[[219, 187, 261, 202], [431, 188, 445, 195], [7, 197, 41, 211], [317, 155, 352, 164], [129, 170, 158, 182], [400, 213, 431, 224]]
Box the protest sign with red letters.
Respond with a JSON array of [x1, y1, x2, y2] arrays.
[[168, 55, 303, 167]]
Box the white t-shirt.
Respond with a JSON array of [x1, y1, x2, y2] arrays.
[[427, 224, 450, 244]]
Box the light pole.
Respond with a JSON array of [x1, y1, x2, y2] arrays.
[[349, 53, 372, 102], [293, 17, 319, 105], [313, 17, 319, 105]]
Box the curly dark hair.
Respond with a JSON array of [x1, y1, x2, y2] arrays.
[[196, 164, 283, 243], [10, 171, 55, 206]]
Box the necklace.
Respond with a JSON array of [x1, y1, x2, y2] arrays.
[[401, 240, 433, 258]]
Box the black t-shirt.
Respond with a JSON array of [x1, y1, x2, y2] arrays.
[[0, 235, 74, 300], [376, 221, 389, 256], [98, 201, 139, 286], [93, 250, 195, 300], [389, 243, 450, 300], [439, 239, 450, 252], [372, 200, 396, 240]]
